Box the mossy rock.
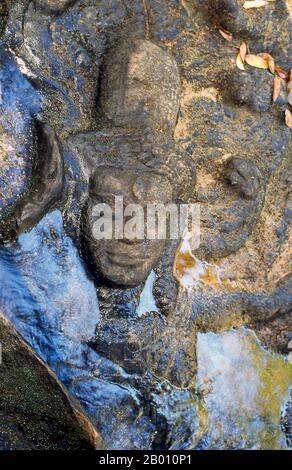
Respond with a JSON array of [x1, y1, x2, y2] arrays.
[[0, 316, 102, 450]]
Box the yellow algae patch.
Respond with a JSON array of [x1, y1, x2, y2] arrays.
[[173, 228, 244, 293], [197, 329, 292, 449], [241, 331, 292, 448], [173, 236, 223, 292]]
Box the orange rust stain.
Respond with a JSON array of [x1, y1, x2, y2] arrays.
[[173, 242, 237, 292]]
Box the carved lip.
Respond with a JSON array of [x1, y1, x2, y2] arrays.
[[105, 248, 149, 267]]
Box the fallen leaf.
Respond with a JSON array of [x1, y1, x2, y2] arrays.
[[275, 66, 288, 79], [285, 109, 292, 129], [268, 57, 275, 74], [236, 52, 245, 70], [273, 75, 282, 102], [259, 52, 275, 74], [219, 28, 233, 42], [243, 0, 269, 8], [239, 42, 247, 62], [288, 92, 292, 107], [245, 53, 269, 69]]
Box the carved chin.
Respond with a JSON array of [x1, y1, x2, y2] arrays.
[[83, 239, 166, 288], [98, 261, 153, 288], [87, 250, 153, 287]]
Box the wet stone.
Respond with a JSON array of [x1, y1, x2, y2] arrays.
[[0, 0, 291, 450], [0, 315, 101, 450], [0, 49, 42, 216]]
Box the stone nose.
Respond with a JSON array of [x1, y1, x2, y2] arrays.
[[122, 210, 146, 245]]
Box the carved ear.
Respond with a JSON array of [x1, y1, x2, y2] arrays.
[[34, 121, 64, 197], [0, 121, 64, 244]]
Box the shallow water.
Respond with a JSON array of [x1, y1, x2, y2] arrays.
[[0, 210, 291, 449], [0, 48, 42, 214]]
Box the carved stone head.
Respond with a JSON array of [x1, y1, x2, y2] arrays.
[[68, 39, 196, 287]]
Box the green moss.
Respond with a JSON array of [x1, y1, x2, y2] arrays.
[[0, 318, 95, 449], [239, 332, 292, 449]]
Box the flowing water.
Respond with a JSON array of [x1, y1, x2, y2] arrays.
[[0, 210, 291, 449], [0, 33, 291, 450]]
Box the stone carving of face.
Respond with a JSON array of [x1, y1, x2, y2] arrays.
[[82, 165, 173, 287]]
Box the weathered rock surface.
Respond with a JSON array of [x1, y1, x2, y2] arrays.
[[0, 0, 291, 450], [0, 212, 290, 449], [0, 49, 41, 216]]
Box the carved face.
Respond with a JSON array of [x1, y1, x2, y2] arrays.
[[82, 166, 173, 287]]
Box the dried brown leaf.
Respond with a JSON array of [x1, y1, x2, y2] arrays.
[[259, 53, 275, 74], [236, 52, 245, 70], [239, 42, 247, 62], [243, 0, 269, 8], [285, 109, 292, 129], [245, 53, 269, 69], [273, 75, 282, 102], [275, 66, 288, 80], [219, 28, 233, 42], [268, 57, 275, 74]]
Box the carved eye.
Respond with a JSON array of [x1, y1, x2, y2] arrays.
[[90, 169, 126, 197]]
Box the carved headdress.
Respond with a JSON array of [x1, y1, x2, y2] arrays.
[[68, 38, 196, 202]]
